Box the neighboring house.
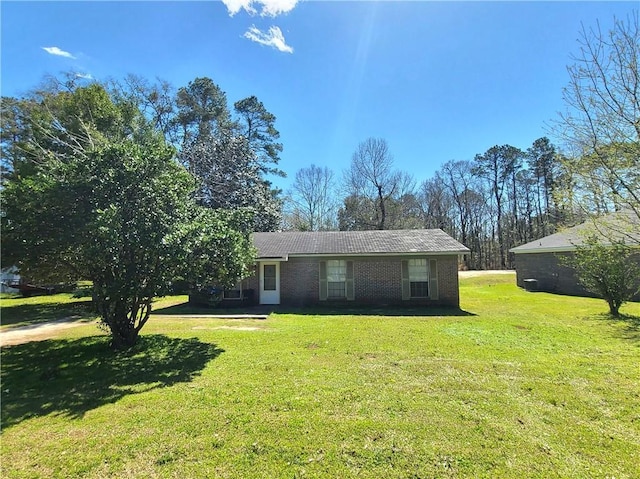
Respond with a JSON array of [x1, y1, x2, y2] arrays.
[[221, 229, 469, 308], [510, 213, 640, 299]]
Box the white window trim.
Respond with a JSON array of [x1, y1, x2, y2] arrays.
[[327, 259, 347, 299], [409, 258, 429, 299]]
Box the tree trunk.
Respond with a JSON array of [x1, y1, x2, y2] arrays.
[[377, 185, 386, 230], [95, 295, 151, 351], [109, 321, 140, 350], [608, 300, 620, 318]]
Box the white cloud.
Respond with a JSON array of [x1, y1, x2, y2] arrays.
[[42, 46, 76, 59], [259, 0, 298, 17], [222, 0, 255, 16], [75, 72, 93, 80], [222, 0, 299, 17], [244, 25, 293, 53]]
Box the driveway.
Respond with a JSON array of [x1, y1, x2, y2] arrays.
[[459, 270, 515, 278], [0, 318, 97, 347]]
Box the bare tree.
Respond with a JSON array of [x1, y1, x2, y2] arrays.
[[108, 74, 177, 140], [286, 164, 337, 231], [440, 160, 478, 248], [553, 11, 640, 236], [417, 177, 455, 232], [343, 137, 414, 230]]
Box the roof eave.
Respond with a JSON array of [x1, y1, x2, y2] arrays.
[[257, 250, 469, 259], [511, 246, 578, 254], [512, 242, 640, 254]]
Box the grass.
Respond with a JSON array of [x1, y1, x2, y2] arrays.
[[0, 293, 96, 329], [0, 294, 187, 330], [1, 274, 639, 478]]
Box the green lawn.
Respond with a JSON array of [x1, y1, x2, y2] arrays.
[[1, 274, 639, 478], [0, 292, 95, 329]]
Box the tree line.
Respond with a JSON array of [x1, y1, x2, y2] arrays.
[[284, 136, 575, 270]]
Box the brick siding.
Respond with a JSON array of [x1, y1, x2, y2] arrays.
[[248, 255, 461, 307], [436, 256, 461, 306], [280, 258, 320, 306], [514, 252, 640, 301], [514, 252, 586, 296], [353, 258, 402, 304]]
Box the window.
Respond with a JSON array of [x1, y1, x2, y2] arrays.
[[402, 258, 437, 301], [223, 282, 242, 300], [327, 259, 347, 299], [408, 258, 429, 298], [263, 264, 276, 291], [320, 260, 354, 301]]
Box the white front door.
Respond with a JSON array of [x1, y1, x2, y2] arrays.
[[259, 262, 280, 304]]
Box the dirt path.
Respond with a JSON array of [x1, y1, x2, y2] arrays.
[[0, 319, 97, 347], [0, 314, 267, 347]]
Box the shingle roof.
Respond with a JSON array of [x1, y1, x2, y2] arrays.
[[510, 211, 640, 254], [510, 226, 588, 253], [252, 229, 470, 258]]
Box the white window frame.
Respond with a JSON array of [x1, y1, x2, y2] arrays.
[[408, 258, 429, 298], [326, 259, 347, 299]]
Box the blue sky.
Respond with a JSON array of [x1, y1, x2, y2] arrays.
[[1, 1, 637, 192]]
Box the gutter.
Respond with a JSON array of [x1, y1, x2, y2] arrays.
[[257, 251, 470, 260]]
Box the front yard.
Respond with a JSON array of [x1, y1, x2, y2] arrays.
[[1, 274, 639, 478]]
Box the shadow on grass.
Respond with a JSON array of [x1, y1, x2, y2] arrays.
[[1, 334, 223, 429], [592, 312, 640, 343], [0, 299, 95, 329], [153, 301, 476, 318]]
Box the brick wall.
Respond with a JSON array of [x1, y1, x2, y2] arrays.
[[353, 257, 402, 304], [437, 255, 461, 306], [249, 255, 461, 307], [514, 252, 588, 296], [280, 258, 320, 306], [515, 251, 640, 300]]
